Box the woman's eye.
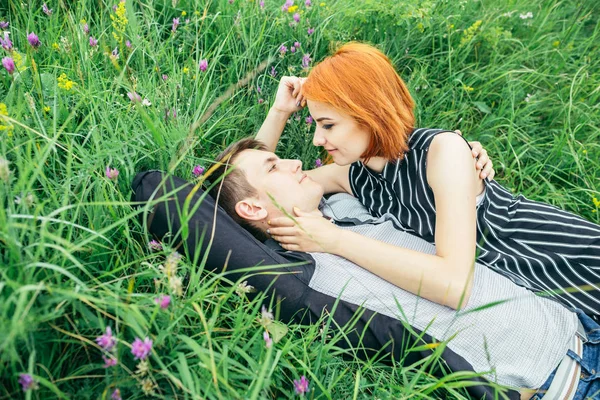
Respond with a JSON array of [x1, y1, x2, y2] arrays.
[[323, 124, 333, 130]]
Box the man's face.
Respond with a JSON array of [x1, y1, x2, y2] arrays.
[[234, 149, 324, 218]]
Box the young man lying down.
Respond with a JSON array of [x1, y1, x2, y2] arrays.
[[200, 137, 599, 400]]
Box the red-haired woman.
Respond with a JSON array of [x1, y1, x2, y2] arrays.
[[257, 42, 600, 318]]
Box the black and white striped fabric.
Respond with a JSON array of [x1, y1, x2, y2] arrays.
[[348, 128, 600, 316]]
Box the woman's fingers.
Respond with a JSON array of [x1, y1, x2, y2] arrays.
[[268, 217, 296, 227], [476, 149, 488, 170], [266, 227, 296, 236], [481, 159, 494, 180], [469, 141, 482, 158], [270, 235, 297, 244]]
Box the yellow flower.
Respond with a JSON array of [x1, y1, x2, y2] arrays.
[[194, 10, 201, 16], [57, 73, 77, 91], [320, 2, 326, 6], [0, 103, 14, 136], [552, 40, 560, 48], [182, 66, 189, 74], [460, 20, 482, 46], [110, 1, 128, 44], [593, 197, 600, 208], [462, 84, 474, 92], [80, 19, 87, 24], [449, 24, 455, 29], [583, 149, 588, 154], [416, 22, 425, 33], [52, 42, 60, 51], [181, 11, 187, 16], [288, 5, 299, 12], [43, 106, 51, 113]]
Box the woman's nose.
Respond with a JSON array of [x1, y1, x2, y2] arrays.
[[313, 128, 326, 147]]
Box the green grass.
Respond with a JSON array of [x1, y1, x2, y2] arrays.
[[0, 0, 598, 398]]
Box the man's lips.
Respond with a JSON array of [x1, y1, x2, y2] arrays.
[[299, 173, 308, 183]]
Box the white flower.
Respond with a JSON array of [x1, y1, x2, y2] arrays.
[[0, 158, 10, 183], [525, 93, 533, 102], [15, 193, 35, 207], [142, 98, 151, 106], [258, 305, 274, 327], [519, 12, 533, 19], [141, 378, 156, 395], [235, 281, 254, 296], [136, 360, 149, 376], [169, 275, 183, 296]]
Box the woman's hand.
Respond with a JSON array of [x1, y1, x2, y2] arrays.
[[267, 208, 341, 253], [455, 130, 495, 180], [272, 76, 307, 115]]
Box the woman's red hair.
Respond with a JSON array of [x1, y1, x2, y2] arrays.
[[303, 42, 415, 161]]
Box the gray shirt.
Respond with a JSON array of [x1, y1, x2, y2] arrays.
[[308, 193, 578, 389]]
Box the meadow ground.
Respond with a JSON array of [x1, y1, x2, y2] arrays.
[[0, 0, 599, 398]]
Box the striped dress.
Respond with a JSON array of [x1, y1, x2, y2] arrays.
[[348, 128, 600, 317]]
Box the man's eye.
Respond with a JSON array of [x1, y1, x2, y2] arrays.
[[269, 164, 277, 172], [323, 124, 333, 130]]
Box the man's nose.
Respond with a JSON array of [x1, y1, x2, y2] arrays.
[[313, 128, 326, 147]]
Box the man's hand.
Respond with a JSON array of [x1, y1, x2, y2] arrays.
[[272, 76, 306, 115], [455, 130, 495, 181], [267, 208, 341, 253]]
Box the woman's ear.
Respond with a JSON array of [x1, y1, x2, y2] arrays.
[[235, 199, 268, 221]]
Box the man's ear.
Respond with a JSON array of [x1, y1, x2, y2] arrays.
[[235, 198, 268, 221]]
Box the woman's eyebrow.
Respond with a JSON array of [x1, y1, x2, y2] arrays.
[[316, 117, 333, 122]]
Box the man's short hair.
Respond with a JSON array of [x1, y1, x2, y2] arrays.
[[207, 138, 269, 242]]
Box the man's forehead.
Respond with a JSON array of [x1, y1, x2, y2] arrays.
[[235, 149, 277, 173]]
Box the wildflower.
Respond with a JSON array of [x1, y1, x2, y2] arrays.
[[307, 27, 314, 35], [141, 378, 156, 395], [159, 251, 181, 277], [172, 17, 180, 32], [154, 294, 171, 309], [460, 20, 482, 46], [51, 42, 59, 51], [270, 66, 277, 77], [294, 41, 301, 48], [96, 326, 117, 352], [259, 305, 274, 326], [125, 40, 132, 48], [89, 36, 98, 47], [593, 197, 600, 208], [0, 158, 10, 183], [293, 375, 310, 395], [305, 116, 313, 124], [519, 12, 533, 19], [18, 374, 38, 392], [319, 2, 325, 6], [111, 0, 128, 44], [0, 32, 12, 51], [236, 280, 255, 296], [263, 330, 273, 348], [257, 85, 262, 94], [81, 20, 89, 34], [148, 240, 162, 251], [15, 193, 35, 207], [131, 337, 153, 360], [290, 46, 296, 53], [301, 53, 311, 69], [142, 98, 151, 107], [552, 40, 560, 48], [282, 0, 294, 12], [279, 45, 288, 55], [192, 165, 205, 176], [305, 0, 311, 6], [525, 93, 532, 102], [260, 0, 265, 8], [111, 388, 122, 400], [43, 105, 51, 113], [182, 66, 189, 74], [102, 354, 118, 368], [293, 13, 301, 23], [26, 32, 41, 49], [42, 3, 53, 16], [258, 98, 264, 104], [136, 360, 149, 376], [462, 84, 474, 92], [127, 91, 142, 103], [315, 158, 322, 168], [169, 275, 183, 296], [162, 74, 168, 81], [105, 166, 119, 181], [2, 57, 14, 75], [111, 47, 119, 59], [288, 5, 299, 13], [199, 59, 208, 72], [0, 21, 8, 30]]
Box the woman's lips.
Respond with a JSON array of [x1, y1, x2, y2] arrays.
[[326, 148, 337, 154]]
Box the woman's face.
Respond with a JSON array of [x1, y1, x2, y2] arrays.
[[307, 100, 371, 166]]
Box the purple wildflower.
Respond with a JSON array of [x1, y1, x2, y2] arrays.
[[154, 294, 171, 309], [2, 57, 15, 75], [279, 45, 288, 55], [102, 354, 118, 368], [315, 158, 322, 168], [0, 32, 12, 51], [290, 46, 296, 53], [127, 91, 142, 103], [96, 326, 117, 351], [305, 0, 311, 6], [82, 23, 89, 34], [148, 240, 163, 251], [89, 37, 98, 47], [131, 337, 153, 360], [199, 59, 208, 72], [162, 74, 168, 81], [42, 3, 53, 16], [111, 388, 122, 400], [27, 32, 41, 49], [294, 41, 301, 48], [172, 17, 180, 32], [307, 27, 314, 35], [257, 85, 262, 93], [259, 0, 265, 8], [263, 331, 273, 348], [270, 66, 277, 77], [105, 166, 119, 181], [18, 374, 37, 392], [293, 13, 300, 23], [258, 98, 264, 104], [0, 21, 8, 30], [125, 40, 131, 48], [293, 376, 310, 395], [302, 53, 311, 69], [305, 116, 313, 125], [282, 0, 294, 12], [192, 165, 205, 177], [112, 4, 118, 12]]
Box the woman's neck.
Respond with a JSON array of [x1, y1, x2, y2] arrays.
[[363, 157, 388, 173]]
